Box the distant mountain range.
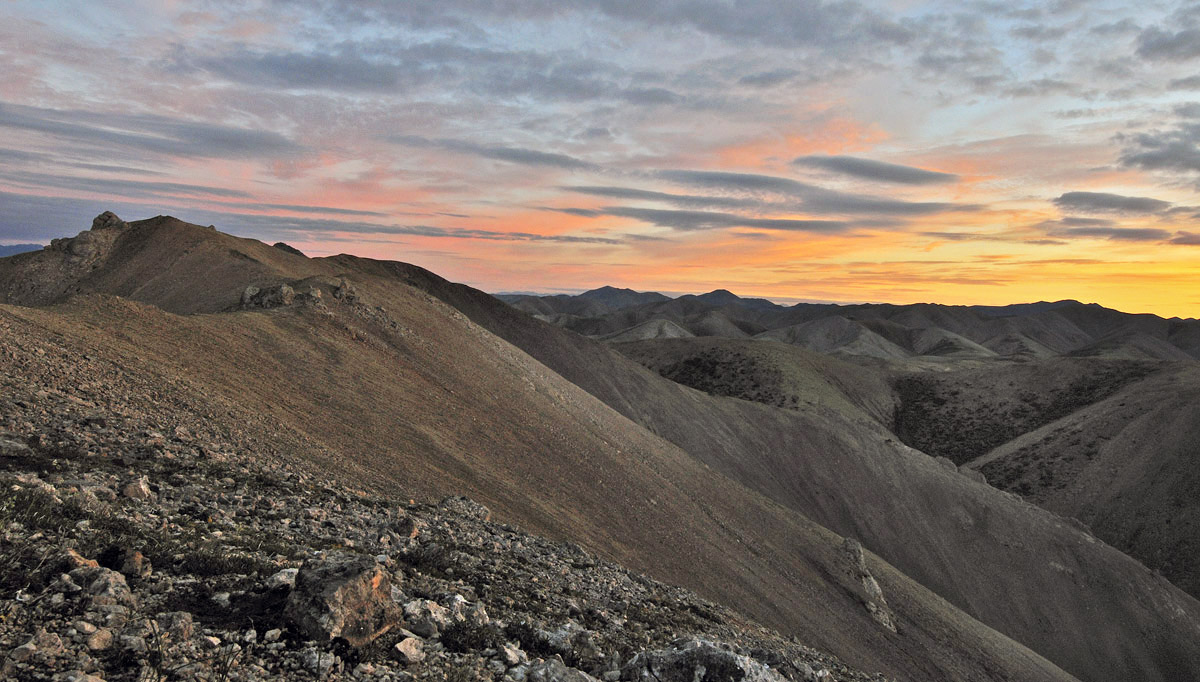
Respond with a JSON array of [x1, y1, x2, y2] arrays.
[[0, 243, 42, 258], [500, 287, 1200, 363]]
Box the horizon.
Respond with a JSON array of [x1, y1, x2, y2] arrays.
[[1, 2, 1199, 317]]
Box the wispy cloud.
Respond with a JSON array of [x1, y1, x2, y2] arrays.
[[0, 102, 305, 160], [792, 155, 958, 184], [1053, 191, 1171, 214], [392, 135, 600, 171]]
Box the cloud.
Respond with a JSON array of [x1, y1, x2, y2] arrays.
[[216, 203, 391, 217], [0, 170, 252, 200], [738, 69, 801, 87], [576, 206, 847, 232], [0, 102, 306, 160], [1136, 27, 1200, 61], [392, 135, 600, 171], [655, 169, 816, 194], [1172, 231, 1200, 245], [560, 185, 757, 209], [1048, 226, 1173, 242], [195, 49, 410, 91], [792, 155, 958, 184], [1118, 122, 1200, 174], [1169, 75, 1200, 90], [654, 169, 974, 216], [1053, 191, 1171, 214]]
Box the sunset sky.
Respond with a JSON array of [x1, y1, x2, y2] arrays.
[[2, 1, 1199, 316]]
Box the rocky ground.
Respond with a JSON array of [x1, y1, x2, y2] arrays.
[[0, 313, 886, 681]]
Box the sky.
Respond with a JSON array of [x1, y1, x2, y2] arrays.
[[1, 1, 1199, 317]]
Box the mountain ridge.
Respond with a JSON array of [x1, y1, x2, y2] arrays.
[[3, 213, 1200, 681]]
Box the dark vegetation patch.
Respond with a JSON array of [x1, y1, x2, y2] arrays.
[[893, 361, 1159, 465]]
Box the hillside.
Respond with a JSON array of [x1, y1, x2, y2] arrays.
[[0, 213, 1097, 682], [965, 362, 1200, 598], [367, 245, 1200, 682]]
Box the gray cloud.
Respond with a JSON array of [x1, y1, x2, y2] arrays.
[[560, 185, 757, 209], [0, 170, 252, 200], [0, 102, 305, 160], [580, 206, 847, 233], [655, 169, 974, 216], [195, 49, 411, 92], [738, 69, 802, 87], [329, 0, 912, 51], [1118, 122, 1200, 174], [656, 169, 816, 194], [215, 203, 391, 217], [1089, 18, 1140, 35], [1053, 191, 1171, 214], [1136, 27, 1200, 61], [1048, 226, 1173, 241], [1172, 231, 1200, 245], [792, 155, 958, 184], [1169, 75, 1200, 90], [392, 135, 599, 171]]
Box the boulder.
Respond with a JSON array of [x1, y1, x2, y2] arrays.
[[91, 211, 128, 231], [121, 476, 152, 500], [402, 599, 450, 638], [267, 567, 300, 590], [622, 640, 785, 682], [284, 555, 400, 647], [333, 279, 357, 303], [69, 566, 137, 608], [242, 284, 296, 309], [392, 637, 425, 664], [528, 656, 600, 681]]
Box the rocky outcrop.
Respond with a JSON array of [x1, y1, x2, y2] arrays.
[[284, 554, 400, 647], [839, 539, 897, 633], [91, 212, 129, 231]]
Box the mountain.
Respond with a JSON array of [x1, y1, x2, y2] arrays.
[[576, 285, 670, 309], [511, 288, 1200, 362], [5, 213, 1200, 681], [0, 243, 42, 258], [0, 212, 1094, 682]]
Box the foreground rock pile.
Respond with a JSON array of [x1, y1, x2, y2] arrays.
[[0, 310, 885, 681]]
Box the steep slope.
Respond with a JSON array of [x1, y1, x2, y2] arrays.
[[371, 254, 1200, 682], [0, 215, 1085, 682], [967, 363, 1200, 598]]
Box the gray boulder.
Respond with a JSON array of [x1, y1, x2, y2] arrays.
[[284, 554, 400, 647], [622, 639, 785, 681]]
